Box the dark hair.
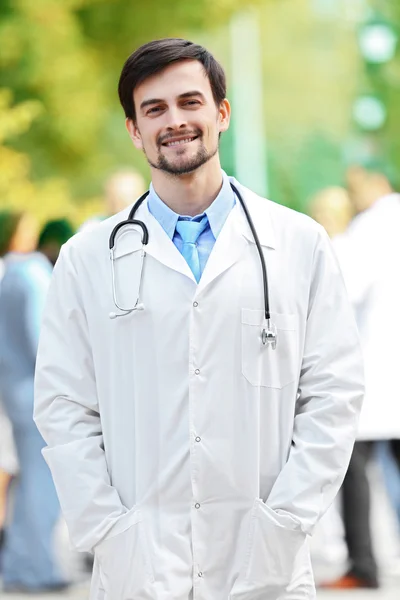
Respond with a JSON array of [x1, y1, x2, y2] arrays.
[[38, 219, 75, 249], [118, 38, 227, 122], [0, 210, 25, 257]]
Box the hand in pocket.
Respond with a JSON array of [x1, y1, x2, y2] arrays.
[[95, 509, 155, 599], [230, 500, 306, 599]]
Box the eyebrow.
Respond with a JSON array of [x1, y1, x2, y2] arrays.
[[140, 91, 206, 111]]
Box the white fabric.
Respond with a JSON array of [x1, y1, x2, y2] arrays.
[[34, 178, 364, 600], [333, 194, 400, 440]]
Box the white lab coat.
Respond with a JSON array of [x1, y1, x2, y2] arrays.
[[34, 178, 364, 600], [333, 194, 400, 441]]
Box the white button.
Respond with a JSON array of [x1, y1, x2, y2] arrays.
[[195, 369, 200, 375], [195, 436, 201, 443], [195, 502, 201, 509], [198, 572, 203, 578], [193, 301, 198, 307]]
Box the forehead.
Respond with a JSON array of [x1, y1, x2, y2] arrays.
[[134, 60, 213, 105]]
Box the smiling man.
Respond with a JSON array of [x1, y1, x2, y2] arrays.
[[34, 39, 363, 600]]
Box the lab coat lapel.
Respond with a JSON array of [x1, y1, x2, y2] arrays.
[[197, 181, 276, 294], [196, 204, 248, 293], [113, 200, 195, 281], [113, 180, 276, 286]]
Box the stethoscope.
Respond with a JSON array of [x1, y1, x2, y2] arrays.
[[108, 183, 277, 349]]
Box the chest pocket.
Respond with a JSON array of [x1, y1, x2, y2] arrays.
[[242, 309, 299, 389]]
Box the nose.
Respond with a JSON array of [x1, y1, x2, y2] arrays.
[[165, 106, 188, 131]]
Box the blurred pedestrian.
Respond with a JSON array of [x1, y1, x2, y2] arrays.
[[37, 218, 75, 266], [308, 186, 354, 238], [346, 165, 393, 214], [0, 210, 38, 553], [322, 172, 400, 590], [0, 218, 74, 593], [34, 38, 363, 600], [79, 168, 146, 232], [308, 188, 355, 578]]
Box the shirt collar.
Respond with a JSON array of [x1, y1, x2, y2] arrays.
[[147, 170, 235, 240]]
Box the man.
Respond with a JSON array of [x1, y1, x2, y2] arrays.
[[322, 172, 400, 589], [0, 218, 73, 592], [34, 39, 364, 600]]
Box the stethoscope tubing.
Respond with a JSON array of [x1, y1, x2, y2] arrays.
[[229, 184, 270, 322], [109, 191, 150, 250], [109, 183, 271, 324]]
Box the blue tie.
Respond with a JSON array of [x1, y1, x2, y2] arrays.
[[175, 216, 209, 282]]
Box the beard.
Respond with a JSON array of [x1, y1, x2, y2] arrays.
[[145, 130, 219, 176]]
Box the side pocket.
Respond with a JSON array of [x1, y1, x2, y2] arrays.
[[139, 518, 156, 584], [90, 554, 106, 600], [230, 499, 306, 599], [95, 507, 155, 598]]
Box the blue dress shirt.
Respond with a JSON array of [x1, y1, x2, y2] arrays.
[[147, 171, 235, 278]]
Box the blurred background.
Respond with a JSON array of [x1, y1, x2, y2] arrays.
[[1, 0, 400, 598], [1, 0, 400, 222]]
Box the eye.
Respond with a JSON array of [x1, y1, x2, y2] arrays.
[[147, 106, 163, 115], [183, 100, 200, 107]]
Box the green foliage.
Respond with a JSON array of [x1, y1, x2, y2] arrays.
[[0, 0, 261, 222], [1, 0, 398, 222]]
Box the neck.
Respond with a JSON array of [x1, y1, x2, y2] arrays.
[[151, 157, 224, 217]]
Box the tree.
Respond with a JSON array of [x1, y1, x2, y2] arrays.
[[0, 0, 261, 223]]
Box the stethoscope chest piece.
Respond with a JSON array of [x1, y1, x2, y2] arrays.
[[261, 319, 278, 349]]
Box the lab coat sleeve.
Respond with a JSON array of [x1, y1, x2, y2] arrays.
[[34, 244, 129, 552], [265, 225, 364, 535]]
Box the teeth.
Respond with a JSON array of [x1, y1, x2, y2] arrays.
[[166, 138, 195, 147]]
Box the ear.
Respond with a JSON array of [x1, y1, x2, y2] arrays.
[[218, 98, 231, 134], [125, 118, 143, 150]]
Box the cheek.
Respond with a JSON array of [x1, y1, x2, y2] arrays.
[[134, 119, 156, 148], [204, 121, 220, 143], [137, 131, 155, 152]]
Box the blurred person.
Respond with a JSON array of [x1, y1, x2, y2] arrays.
[[1, 211, 39, 256], [80, 168, 146, 232], [348, 168, 400, 527], [37, 218, 75, 266], [322, 174, 400, 590], [0, 218, 74, 593], [308, 189, 354, 578], [0, 210, 38, 552], [346, 165, 393, 214], [345, 165, 369, 214], [34, 38, 363, 600], [308, 186, 354, 238], [105, 169, 147, 215]]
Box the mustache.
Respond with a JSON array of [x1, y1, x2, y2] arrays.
[[157, 128, 203, 147]]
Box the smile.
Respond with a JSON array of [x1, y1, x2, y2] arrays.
[[163, 137, 198, 147]]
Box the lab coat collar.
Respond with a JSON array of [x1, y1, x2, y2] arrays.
[[147, 170, 235, 241], [112, 201, 194, 280], [112, 177, 276, 285], [228, 177, 276, 250]]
